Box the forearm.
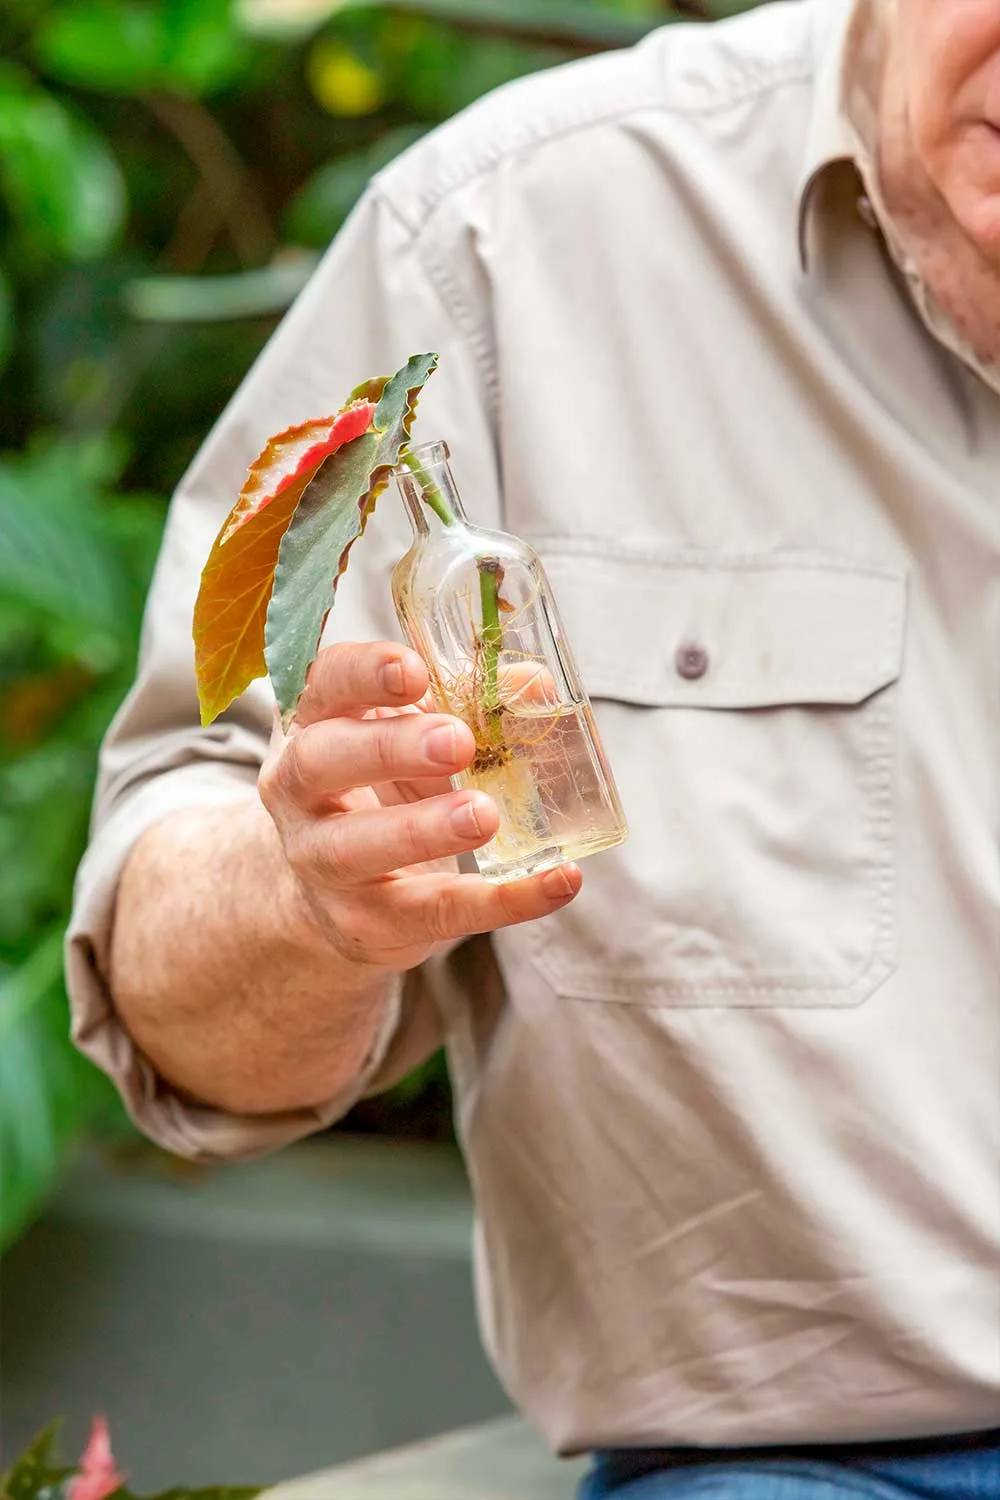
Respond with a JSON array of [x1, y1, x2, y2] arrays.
[[109, 798, 393, 1115]]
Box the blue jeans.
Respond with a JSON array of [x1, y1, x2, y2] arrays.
[[579, 1431, 1000, 1500]]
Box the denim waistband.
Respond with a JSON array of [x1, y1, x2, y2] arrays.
[[594, 1427, 1000, 1489]]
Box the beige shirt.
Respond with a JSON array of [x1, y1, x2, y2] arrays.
[[68, 0, 1000, 1452]]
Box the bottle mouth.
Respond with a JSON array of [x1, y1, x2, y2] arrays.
[[399, 438, 449, 468]]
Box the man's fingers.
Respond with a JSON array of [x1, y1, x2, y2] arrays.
[[384, 862, 582, 946], [295, 791, 500, 885], [294, 641, 429, 725], [279, 712, 476, 809]]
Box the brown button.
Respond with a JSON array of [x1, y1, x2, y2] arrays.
[[675, 641, 709, 680]]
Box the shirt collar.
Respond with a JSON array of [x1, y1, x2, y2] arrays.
[[797, 0, 877, 272]]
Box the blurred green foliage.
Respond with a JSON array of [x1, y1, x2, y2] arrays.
[[0, 0, 763, 1247]]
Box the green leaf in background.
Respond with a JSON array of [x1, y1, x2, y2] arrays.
[[0, 1419, 72, 1500], [30, 258, 134, 429], [0, 1417, 262, 1500], [284, 123, 428, 246], [123, 254, 320, 322], [0, 743, 93, 946], [265, 351, 437, 720], [0, 64, 126, 262], [0, 441, 130, 646], [159, 0, 260, 97], [34, 0, 164, 92], [0, 267, 13, 376], [239, 0, 659, 49], [381, 17, 558, 121], [0, 932, 116, 1251], [34, 0, 257, 97]]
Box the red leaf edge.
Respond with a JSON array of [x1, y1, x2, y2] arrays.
[[220, 399, 376, 546]]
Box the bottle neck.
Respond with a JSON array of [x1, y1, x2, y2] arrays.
[[395, 441, 468, 538]]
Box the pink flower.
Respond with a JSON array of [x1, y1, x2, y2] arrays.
[[67, 1416, 126, 1500]]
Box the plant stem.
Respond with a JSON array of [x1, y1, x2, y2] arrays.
[[399, 447, 455, 528], [478, 557, 503, 742]]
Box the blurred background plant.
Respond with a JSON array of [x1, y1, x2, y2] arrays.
[[0, 0, 763, 1251]]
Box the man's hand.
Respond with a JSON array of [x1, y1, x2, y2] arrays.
[[109, 638, 580, 1118], [258, 640, 582, 979]]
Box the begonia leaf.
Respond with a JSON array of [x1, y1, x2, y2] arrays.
[[264, 351, 437, 724], [193, 397, 377, 725]]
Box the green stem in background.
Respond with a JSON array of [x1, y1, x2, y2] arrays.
[[399, 447, 455, 528], [478, 556, 503, 743]]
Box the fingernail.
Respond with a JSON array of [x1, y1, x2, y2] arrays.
[[451, 798, 482, 840], [381, 659, 405, 696], [542, 866, 577, 901], [424, 723, 458, 765]]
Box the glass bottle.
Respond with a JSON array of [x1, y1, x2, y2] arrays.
[[391, 440, 628, 884]]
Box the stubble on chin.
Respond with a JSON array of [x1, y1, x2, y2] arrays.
[[876, 24, 1000, 367]]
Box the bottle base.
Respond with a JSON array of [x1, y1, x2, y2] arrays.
[[473, 825, 628, 885]]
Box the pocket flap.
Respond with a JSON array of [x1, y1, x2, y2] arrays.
[[535, 544, 907, 708]]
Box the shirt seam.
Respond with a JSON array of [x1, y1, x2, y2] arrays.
[[375, 187, 500, 417], [375, 49, 817, 246], [372, 46, 818, 420]]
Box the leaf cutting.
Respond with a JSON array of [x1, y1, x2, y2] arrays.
[[193, 351, 436, 727], [193, 396, 378, 725], [264, 350, 438, 723]]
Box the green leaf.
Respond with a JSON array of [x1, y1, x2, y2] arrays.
[[0, 66, 126, 261], [29, 259, 132, 429], [0, 1420, 262, 1500], [0, 933, 114, 1250], [34, 0, 257, 97], [265, 351, 437, 721], [123, 256, 320, 323], [284, 125, 428, 247], [239, 0, 658, 47], [0, 444, 130, 642], [160, 0, 259, 96], [34, 0, 164, 92], [0, 744, 93, 946], [0, 1419, 72, 1500]]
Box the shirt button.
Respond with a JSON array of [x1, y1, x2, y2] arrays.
[[675, 641, 709, 680]]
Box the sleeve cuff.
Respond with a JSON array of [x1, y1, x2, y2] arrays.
[[66, 764, 403, 1162]]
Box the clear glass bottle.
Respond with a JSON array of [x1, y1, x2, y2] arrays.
[[391, 440, 628, 884]]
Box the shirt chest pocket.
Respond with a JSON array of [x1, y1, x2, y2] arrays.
[[520, 547, 907, 1009]]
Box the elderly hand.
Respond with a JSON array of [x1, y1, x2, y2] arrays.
[[257, 640, 581, 977]]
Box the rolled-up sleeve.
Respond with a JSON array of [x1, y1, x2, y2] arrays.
[[66, 173, 501, 1159]]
